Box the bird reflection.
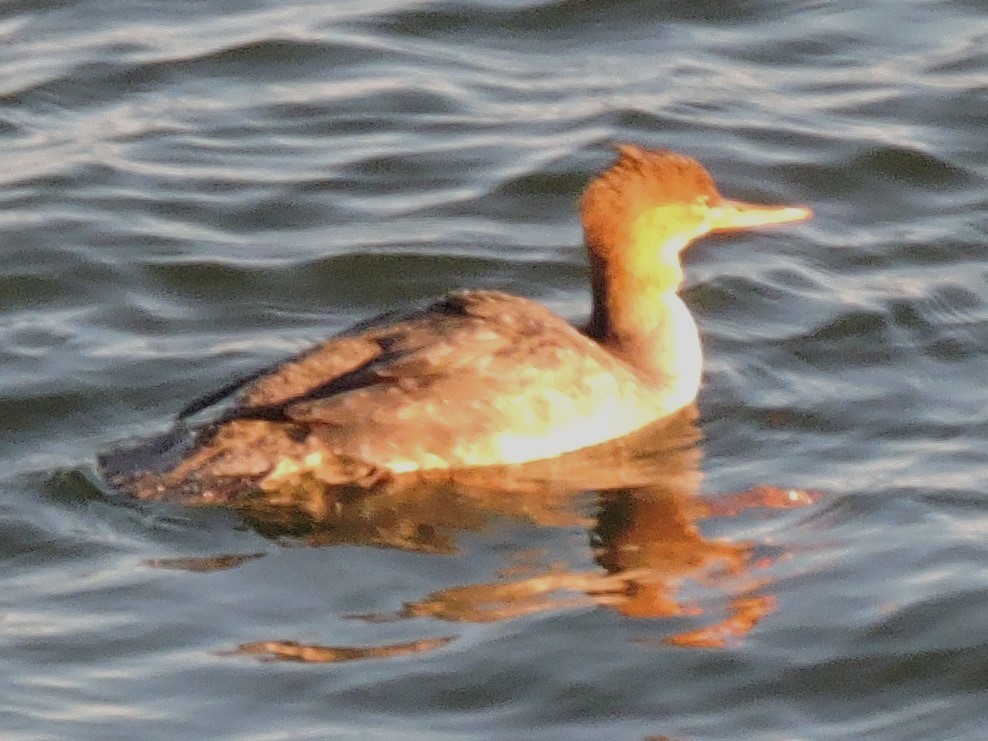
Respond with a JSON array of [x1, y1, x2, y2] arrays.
[[143, 407, 816, 661]]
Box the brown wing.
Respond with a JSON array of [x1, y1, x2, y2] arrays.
[[235, 292, 524, 411], [222, 290, 655, 469]]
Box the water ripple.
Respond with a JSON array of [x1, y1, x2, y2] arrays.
[[1, 0, 986, 738]]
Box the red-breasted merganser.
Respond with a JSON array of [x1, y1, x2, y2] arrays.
[[101, 145, 810, 494]]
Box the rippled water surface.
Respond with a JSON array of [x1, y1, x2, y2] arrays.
[[2, 0, 986, 738]]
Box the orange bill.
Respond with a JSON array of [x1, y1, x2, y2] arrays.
[[707, 198, 812, 232]]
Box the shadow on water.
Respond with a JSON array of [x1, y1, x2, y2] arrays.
[[98, 406, 817, 663]]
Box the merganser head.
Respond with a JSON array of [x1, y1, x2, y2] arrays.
[[581, 144, 812, 269]]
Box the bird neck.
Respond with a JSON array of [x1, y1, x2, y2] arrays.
[[586, 246, 702, 402]]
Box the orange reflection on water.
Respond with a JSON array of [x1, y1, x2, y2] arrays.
[[149, 407, 819, 659], [226, 636, 454, 663], [660, 595, 777, 649], [359, 473, 813, 647], [346, 408, 814, 648]]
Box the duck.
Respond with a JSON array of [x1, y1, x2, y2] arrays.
[[100, 144, 810, 496]]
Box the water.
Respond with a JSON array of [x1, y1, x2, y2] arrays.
[[2, 0, 986, 738]]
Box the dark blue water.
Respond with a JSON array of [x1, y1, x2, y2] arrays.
[[1, 1, 986, 738]]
